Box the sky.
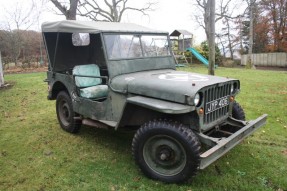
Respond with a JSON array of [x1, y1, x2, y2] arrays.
[[0, 0, 207, 44]]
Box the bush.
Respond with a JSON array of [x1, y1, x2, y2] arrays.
[[191, 41, 222, 65]]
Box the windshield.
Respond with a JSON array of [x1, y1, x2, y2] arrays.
[[104, 34, 171, 59]]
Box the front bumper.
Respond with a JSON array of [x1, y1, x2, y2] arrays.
[[197, 114, 267, 169]]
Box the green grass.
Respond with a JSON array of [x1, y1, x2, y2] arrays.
[[0, 66, 286, 191]]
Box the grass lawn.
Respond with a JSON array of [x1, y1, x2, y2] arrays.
[[0, 66, 286, 191]]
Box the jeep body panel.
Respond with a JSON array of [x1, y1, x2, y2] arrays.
[[110, 69, 239, 105]]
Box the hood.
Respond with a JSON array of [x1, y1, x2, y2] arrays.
[[110, 69, 237, 105]]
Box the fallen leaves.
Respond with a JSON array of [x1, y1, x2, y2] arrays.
[[281, 149, 287, 156]]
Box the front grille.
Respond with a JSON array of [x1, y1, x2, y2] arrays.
[[203, 83, 231, 124]]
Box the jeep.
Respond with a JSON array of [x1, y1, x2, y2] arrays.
[[42, 20, 267, 183]]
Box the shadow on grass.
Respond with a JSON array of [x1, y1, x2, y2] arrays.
[[0, 81, 15, 91], [77, 125, 135, 150]]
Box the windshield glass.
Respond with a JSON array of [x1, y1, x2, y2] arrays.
[[104, 34, 170, 59]]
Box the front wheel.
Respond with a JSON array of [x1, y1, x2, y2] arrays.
[[132, 120, 201, 183], [56, 91, 81, 133]]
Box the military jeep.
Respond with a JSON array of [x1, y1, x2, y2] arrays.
[[42, 21, 267, 183]]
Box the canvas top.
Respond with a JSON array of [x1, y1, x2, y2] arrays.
[[42, 20, 167, 34]]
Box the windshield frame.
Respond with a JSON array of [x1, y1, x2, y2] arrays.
[[102, 32, 172, 61]]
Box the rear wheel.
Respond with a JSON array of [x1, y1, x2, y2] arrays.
[[232, 101, 246, 121], [56, 91, 81, 133], [132, 120, 201, 183]]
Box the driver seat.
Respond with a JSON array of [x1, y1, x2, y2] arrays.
[[73, 64, 108, 99]]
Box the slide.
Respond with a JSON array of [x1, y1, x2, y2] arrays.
[[186, 47, 209, 66]]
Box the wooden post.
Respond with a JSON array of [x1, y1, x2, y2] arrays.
[[0, 51, 4, 87]]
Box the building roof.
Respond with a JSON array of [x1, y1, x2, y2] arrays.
[[42, 20, 167, 34], [170, 30, 193, 37]]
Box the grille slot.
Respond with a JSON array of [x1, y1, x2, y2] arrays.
[[203, 84, 231, 124]]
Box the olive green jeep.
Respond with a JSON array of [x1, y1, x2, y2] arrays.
[[42, 20, 267, 183]]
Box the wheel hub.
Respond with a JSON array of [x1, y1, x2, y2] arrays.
[[59, 100, 71, 126], [62, 104, 70, 119], [158, 147, 172, 161], [143, 135, 187, 176]]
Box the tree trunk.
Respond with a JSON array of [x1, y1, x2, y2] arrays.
[[217, 35, 226, 58], [239, 17, 244, 54], [66, 0, 78, 20], [0, 52, 4, 87], [226, 19, 234, 60], [51, 0, 79, 20], [208, 0, 215, 75], [247, 0, 255, 69]]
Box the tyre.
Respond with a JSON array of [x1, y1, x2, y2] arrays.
[[132, 120, 201, 183], [232, 101, 246, 121], [56, 91, 81, 133]]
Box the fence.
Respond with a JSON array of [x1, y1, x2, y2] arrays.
[[241, 53, 287, 67]]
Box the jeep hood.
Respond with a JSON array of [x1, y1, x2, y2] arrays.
[[110, 69, 237, 105]]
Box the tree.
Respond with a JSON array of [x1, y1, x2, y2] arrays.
[[201, 41, 222, 64], [50, 0, 79, 20], [0, 52, 4, 87], [78, 0, 156, 22], [193, 41, 222, 65], [193, 0, 237, 75], [219, 17, 240, 59], [50, 0, 156, 22], [0, 0, 41, 66], [193, 0, 237, 41], [21, 30, 44, 67], [261, 0, 287, 52], [252, 6, 270, 53]]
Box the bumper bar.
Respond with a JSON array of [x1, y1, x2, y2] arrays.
[[199, 114, 268, 169]]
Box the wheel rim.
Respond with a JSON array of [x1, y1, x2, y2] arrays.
[[58, 99, 71, 126], [143, 135, 187, 176]]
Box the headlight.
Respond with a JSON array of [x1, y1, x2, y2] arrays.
[[194, 93, 201, 106], [230, 83, 238, 94], [230, 84, 234, 94]]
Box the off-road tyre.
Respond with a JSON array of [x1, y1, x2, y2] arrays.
[[232, 101, 246, 121], [132, 120, 201, 183], [56, 91, 81, 133]]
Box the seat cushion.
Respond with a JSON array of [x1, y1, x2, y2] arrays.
[[79, 85, 108, 99], [73, 64, 102, 88]]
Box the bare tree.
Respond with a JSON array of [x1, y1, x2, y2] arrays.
[[193, 0, 237, 75], [0, 0, 41, 66], [193, 0, 235, 40], [77, 0, 156, 22], [216, 34, 227, 57], [194, 0, 247, 66], [222, 17, 235, 59], [50, 0, 79, 20]]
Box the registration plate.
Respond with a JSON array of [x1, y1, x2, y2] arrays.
[[205, 96, 229, 114]]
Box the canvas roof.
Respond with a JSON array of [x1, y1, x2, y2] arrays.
[[42, 20, 167, 34]]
